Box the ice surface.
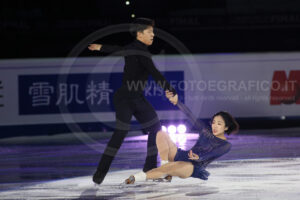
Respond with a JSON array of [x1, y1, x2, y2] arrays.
[[1, 157, 300, 200]]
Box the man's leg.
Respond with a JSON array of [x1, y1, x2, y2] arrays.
[[133, 97, 161, 172], [93, 100, 133, 184], [143, 126, 160, 172]]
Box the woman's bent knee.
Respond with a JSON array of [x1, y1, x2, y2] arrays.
[[157, 130, 167, 138]]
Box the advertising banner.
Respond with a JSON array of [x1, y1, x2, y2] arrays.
[[0, 53, 299, 129]]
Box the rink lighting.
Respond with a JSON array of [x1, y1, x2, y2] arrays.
[[177, 124, 187, 134], [131, 14, 135, 18], [177, 133, 187, 144], [161, 125, 167, 132], [167, 125, 177, 134], [125, 1, 130, 5]]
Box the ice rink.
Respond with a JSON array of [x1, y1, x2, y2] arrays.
[[1, 128, 300, 199]]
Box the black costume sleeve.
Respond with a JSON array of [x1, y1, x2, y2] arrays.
[[139, 55, 177, 95], [100, 45, 124, 54]]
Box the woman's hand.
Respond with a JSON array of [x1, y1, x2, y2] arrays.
[[188, 150, 199, 160], [165, 90, 178, 105], [88, 44, 102, 51]]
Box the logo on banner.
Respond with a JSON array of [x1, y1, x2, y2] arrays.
[[270, 70, 300, 105], [19, 72, 184, 115]]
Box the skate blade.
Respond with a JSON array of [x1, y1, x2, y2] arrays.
[[165, 175, 172, 182], [152, 176, 172, 183]]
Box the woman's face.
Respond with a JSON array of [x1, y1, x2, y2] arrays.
[[211, 115, 228, 136]]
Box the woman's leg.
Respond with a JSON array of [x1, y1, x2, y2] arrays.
[[146, 161, 194, 179], [156, 130, 178, 162]]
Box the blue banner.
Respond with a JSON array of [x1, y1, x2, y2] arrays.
[[19, 71, 184, 115]]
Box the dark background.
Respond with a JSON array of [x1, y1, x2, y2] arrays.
[[1, 0, 300, 59], [0, 0, 299, 135]]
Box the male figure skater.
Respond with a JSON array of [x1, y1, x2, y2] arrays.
[[88, 18, 177, 184]]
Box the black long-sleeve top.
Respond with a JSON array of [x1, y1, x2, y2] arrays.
[[100, 40, 177, 98]]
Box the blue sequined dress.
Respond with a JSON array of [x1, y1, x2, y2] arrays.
[[174, 101, 232, 180]]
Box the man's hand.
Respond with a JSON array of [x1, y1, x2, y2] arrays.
[[88, 44, 102, 51], [165, 90, 178, 105], [188, 150, 199, 160]]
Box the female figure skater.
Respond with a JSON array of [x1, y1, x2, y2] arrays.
[[125, 91, 239, 183]]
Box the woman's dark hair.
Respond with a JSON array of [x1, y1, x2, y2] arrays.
[[211, 111, 239, 135], [130, 18, 155, 37]]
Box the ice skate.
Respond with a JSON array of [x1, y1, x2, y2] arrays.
[[125, 175, 135, 184], [153, 175, 172, 182], [165, 175, 172, 182]]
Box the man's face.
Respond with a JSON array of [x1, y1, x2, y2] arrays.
[[137, 26, 154, 46]]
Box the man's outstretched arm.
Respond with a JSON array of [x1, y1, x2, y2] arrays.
[[88, 43, 123, 53]]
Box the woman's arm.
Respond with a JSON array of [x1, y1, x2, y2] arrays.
[[165, 91, 206, 132], [194, 143, 232, 163], [176, 101, 204, 131]]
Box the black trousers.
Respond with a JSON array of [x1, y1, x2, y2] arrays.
[[96, 88, 161, 176]]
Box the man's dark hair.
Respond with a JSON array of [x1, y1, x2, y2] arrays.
[[130, 18, 155, 37]]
